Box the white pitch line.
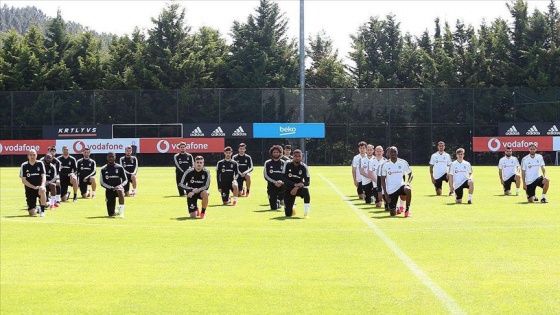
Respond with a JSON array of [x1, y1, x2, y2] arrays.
[[319, 173, 466, 315]]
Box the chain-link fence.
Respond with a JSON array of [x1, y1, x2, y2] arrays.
[[1, 88, 559, 166]]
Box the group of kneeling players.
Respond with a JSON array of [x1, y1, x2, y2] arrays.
[[20, 139, 550, 219], [352, 140, 551, 218], [172, 142, 310, 219], [20, 145, 138, 217]]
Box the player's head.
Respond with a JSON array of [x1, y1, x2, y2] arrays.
[[238, 143, 246, 154], [284, 144, 291, 155], [358, 141, 367, 154], [529, 143, 537, 155], [366, 144, 374, 156], [44, 153, 53, 163], [224, 146, 233, 158], [505, 146, 512, 157], [49, 146, 57, 154], [270, 145, 282, 159], [28, 149, 38, 161], [437, 141, 445, 151], [62, 146, 69, 156], [125, 146, 132, 156], [375, 145, 384, 157], [179, 142, 186, 153], [107, 151, 116, 164], [456, 148, 465, 159], [194, 155, 204, 170], [83, 147, 91, 158], [388, 146, 398, 160], [292, 149, 303, 164]]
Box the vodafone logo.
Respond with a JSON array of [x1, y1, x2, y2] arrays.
[[73, 141, 86, 153], [157, 140, 170, 153], [487, 138, 501, 152]]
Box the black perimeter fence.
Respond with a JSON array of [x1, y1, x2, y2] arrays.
[[1, 88, 559, 167]]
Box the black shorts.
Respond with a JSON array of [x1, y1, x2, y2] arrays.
[[454, 180, 470, 201], [434, 173, 448, 190], [356, 182, 364, 196], [387, 185, 407, 210], [79, 177, 93, 195], [59, 173, 75, 195], [503, 174, 517, 192], [526, 176, 545, 198], [187, 192, 204, 213], [25, 187, 40, 210]]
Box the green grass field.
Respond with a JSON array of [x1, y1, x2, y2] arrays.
[[1, 165, 559, 314]]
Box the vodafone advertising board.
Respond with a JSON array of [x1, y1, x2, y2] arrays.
[[140, 138, 224, 153], [56, 139, 139, 154], [473, 136, 556, 152], [0, 140, 56, 155]]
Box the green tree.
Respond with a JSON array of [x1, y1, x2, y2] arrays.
[[306, 30, 350, 88]]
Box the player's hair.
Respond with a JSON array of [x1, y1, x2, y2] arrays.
[[456, 148, 465, 154], [238, 143, 246, 148], [49, 146, 56, 152], [269, 145, 282, 155], [293, 149, 303, 155], [389, 146, 398, 153], [505, 146, 512, 150], [125, 145, 132, 150], [375, 145, 383, 151], [83, 147, 91, 152], [358, 141, 367, 147], [529, 143, 537, 148], [195, 155, 204, 161], [62, 146, 69, 150], [367, 144, 374, 149], [224, 146, 232, 152], [179, 142, 186, 147], [284, 144, 291, 150], [438, 141, 445, 146], [44, 153, 53, 159]]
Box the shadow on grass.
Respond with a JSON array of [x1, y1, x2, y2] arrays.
[[86, 216, 116, 219], [255, 209, 280, 213], [3, 214, 36, 218], [370, 210, 388, 214], [270, 216, 302, 220], [162, 195, 185, 198], [373, 215, 402, 219], [175, 216, 199, 221]]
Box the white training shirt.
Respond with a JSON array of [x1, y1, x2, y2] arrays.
[[381, 158, 411, 195], [360, 156, 373, 185], [449, 160, 473, 189], [521, 154, 545, 185], [370, 156, 386, 188], [498, 156, 520, 181], [352, 154, 366, 182], [429, 151, 452, 179]]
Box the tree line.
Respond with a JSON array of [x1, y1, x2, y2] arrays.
[[1, 0, 559, 92]]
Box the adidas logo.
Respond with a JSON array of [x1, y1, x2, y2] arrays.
[[505, 126, 520, 135], [232, 126, 247, 137], [190, 127, 204, 137], [547, 125, 560, 135], [211, 126, 226, 137], [525, 125, 540, 135]]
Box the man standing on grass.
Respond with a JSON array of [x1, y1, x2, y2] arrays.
[[429, 141, 453, 196], [351, 141, 367, 200], [20, 149, 47, 217], [100, 152, 127, 218], [521, 144, 550, 203], [282, 149, 310, 218], [180, 156, 211, 219], [264, 145, 286, 211], [233, 143, 254, 197], [448, 148, 474, 204], [216, 146, 240, 206], [120, 145, 139, 197], [381, 146, 413, 217], [77, 147, 97, 199], [498, 146, 521, 196], [174, 142, 194, 196]]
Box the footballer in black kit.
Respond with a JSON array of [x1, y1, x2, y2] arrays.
[[20, 149, 47, 216], [120, 145, 139, 196], [100, 152, 128, 217], [263, 145, 286, 210], [282, 149, 311, 218], [58, 146, 79, 201], [233, 143, 253, 196], [174, 142, 194, 196], [216, 146, 240, 205], [76, 147, 97, 198], [180, 156, 211, 218], [42, 153, 59, 208]]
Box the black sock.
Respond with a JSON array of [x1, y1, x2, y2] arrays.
[[41, 205, 45, 212], [201, 208, 206, 214]]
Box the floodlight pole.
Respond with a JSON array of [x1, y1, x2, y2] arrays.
[[299, 0, 306, 162]]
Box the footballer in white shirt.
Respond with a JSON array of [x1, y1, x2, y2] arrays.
[[448, 148, 474, 204], [381, 146, 413, 217], [521, 144, 550, 203], [352, 141, 367, 200], [429, 141, 453, 196], [498, 146, 521, 196]]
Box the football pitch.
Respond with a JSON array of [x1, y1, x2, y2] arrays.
[[1, 165, 559, 314]]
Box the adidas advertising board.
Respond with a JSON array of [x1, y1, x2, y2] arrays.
[[183, 123, 253, 138], [498, 123, 560, 136], [472, 136, 556, 152]]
